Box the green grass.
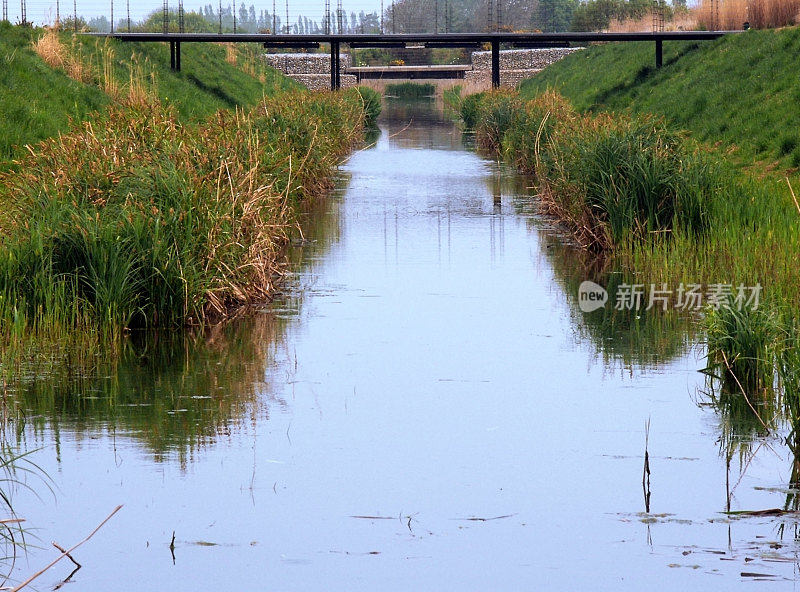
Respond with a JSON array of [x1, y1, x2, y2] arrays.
[[0, 91, 367, 334], [519, 28, 800, 170], [0, 24, 108, 163], [0, 23, 298, 165], [384, 82, 436, 98]]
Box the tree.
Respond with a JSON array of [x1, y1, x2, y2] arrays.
[[532, 0, 578, 31], [569, 0, 650, 31]]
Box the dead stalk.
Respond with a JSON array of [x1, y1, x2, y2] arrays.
[[11, 505, 122, 592]]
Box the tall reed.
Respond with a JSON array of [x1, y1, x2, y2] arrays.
[[0, 91, 367, 335]]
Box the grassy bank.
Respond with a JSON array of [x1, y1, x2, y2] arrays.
[[0, 24, 380, 340], [457, 89, 799, 420], [0, 23, 298, 164], [519, 27, 800, 171], [0, 90, 369, 338]]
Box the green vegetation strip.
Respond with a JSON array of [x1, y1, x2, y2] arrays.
[[456, 87, 800, 436], [519, 27, 800, 170], [0, 89, 371, 337], [0, 23, 299, 164], [385, 82, 437, 98]]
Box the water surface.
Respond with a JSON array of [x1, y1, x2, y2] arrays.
[[6, 98, 800, 590]]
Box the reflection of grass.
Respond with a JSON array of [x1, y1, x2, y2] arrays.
[[9, 314, 287, 462], [540, 230, 696, 368]]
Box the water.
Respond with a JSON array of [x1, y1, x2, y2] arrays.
[[5, 98, 800, 590]]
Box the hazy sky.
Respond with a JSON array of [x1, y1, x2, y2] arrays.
[[10, 0, 386, 26]]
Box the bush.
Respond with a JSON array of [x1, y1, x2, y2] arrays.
[[703, 301, 780, 398], [460, 92, 486, 131], [465, 89, 715, 249]]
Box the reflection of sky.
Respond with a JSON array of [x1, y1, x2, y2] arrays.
[[10, 0, 384, 26]]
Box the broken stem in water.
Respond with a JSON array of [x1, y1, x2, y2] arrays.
[[11, 505, 122, 592], [643, 418, 651, 513]]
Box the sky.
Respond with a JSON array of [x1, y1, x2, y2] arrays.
[[6, 0, 387, 27]]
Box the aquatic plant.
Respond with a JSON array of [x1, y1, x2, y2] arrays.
[[351, 86, 382, 126], [466, 89, 716, 249], [384, 82, 436, 99], [459, 91, 486, 130], [702, 301, 780, 399], [0, 90, 368, 334]]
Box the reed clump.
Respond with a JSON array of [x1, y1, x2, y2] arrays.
[[384, 82, 436, 99], [0, 90, 367, 335], [695, 0, 800, 29], [702, 301, 780, 398], [463, 89, 715, 250], [32, 28, 94, 84], [458, 88, 800, 430]]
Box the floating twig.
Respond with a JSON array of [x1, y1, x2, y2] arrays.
[[51, 542, 80, 569]]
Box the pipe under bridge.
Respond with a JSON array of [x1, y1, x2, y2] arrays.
[[94, 31, 735, 90]]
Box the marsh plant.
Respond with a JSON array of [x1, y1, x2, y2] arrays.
[[462, 90, 716, 251], [384, 82, 436, 99], [702, 301, 780, 399], [0, 91, 367, 337]]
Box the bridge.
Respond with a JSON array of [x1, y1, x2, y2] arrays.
[[96, 31, 736, 90]]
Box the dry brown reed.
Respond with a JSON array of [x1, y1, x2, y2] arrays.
[[694, 0, 800, 29]]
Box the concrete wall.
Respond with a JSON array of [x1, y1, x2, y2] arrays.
[[468, 47, 581, 88], [262, 53, 351, 76], [471, 48, 582, 71], [262, 53, 356, 90], [263, 47, 581, 91]]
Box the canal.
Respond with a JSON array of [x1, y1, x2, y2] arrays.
[[6, 98, 799, 590]]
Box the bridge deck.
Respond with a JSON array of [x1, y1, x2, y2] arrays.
[[348, 65, 472, 81]]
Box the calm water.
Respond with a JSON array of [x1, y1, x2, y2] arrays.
[[6, 99, 800, 590]]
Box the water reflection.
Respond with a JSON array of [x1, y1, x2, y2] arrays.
[[3, 98, 800, 590], [10, 315, 289, 464]]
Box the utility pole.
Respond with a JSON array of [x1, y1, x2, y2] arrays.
[[336, 0, 342, 33], [218, 0, 222, 33], [496, 0, 501, 31], [284, 0, 288, 33], [126, 0, 130, 31], [2, 0, 7, 23], [178, 0, 184, 32], [233, 0, 236, 32], [111, 0, 114, 32], [56, 0, 60, 26], [20, 0, 26, 24], [163, 0, 168, 33], [380, 0, 383, 33], [487, 0, 493, 32], [272, 0, 276, 32]]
